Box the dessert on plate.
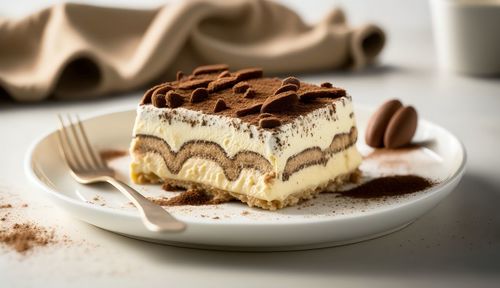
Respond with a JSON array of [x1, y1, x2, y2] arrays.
[[129, 64, 362, 210]]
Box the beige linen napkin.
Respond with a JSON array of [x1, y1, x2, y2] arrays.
[[0, 0, 385, 101]]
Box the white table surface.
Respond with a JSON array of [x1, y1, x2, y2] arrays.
[[1, 1, 499, 287]]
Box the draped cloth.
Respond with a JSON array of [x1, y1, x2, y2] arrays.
[[0, 0, 385, 101]]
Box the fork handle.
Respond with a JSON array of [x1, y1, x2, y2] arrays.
[[105, 177, 186, 232]]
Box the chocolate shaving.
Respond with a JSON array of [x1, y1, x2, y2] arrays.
[[207, 76, 238, 93], [217, 71, 231, 78], [190, 88, 209, 103], [176, 71, 184, 81], [152, 94, 167, 108], [274, 83, 298, 95], [178, 78, 212, 90], [320, 82, 333, 88], [259, 117, 281, 128], [282, 76, 300, 88], [166, 91, 184, 108], [261, 91, 299, 113], [152, 85, 173, 97], [299, 88, 346, 102], [233, 81, 250, 93], [193, 64, 229, 76], [243, 88, 256, 98], [236, 103, 262, 117], [140, 83, 163, 105], [213, 99, 228, 112], [236, 67, 263, 81]]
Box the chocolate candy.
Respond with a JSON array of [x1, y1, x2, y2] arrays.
[[365, 99, 403, 148], [365, 99, 418, 149], [384, 106, 417, 148]]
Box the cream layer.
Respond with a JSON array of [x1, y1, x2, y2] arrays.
[[130, 145, 361, 202]]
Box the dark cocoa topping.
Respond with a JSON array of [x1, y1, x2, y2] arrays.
[[140, 83, 164, 105], [218, 70, 231, 78], [152, 94, 167, 108], [213, 99, 228, 113], [207, 76, 238, 93], [176, 71, 184, 81], [282, 76, 300, 88], [193, 64, 229, 76], [299, 88, 346, 102], [190, 88, 209, 103], [233, 81, 250, 93], [320, 82, 333, 88], [236, 103, 263, 117], [140, 65, 348, 128], [261, 91, 299, 113], [166, 91, 184, 108], [274, 83, 298, 95], [259, 117, 281, 128], [235, 68, 263, 81], [152, 85, 173, 97], [243, 88, 256, 99], [178, 78, 212, 90]]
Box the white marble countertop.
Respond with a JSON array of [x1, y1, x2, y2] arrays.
[[1, 1, 499, 287]]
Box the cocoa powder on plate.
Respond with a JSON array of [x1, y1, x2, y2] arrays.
[[338, 175, 435, 199]]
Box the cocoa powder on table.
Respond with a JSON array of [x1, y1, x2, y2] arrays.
[[337, 175, 435, 199], [0, 222, 55, 253]]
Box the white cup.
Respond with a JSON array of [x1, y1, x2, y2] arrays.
[[430, 0, 500, 76]]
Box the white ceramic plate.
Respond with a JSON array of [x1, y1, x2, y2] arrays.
[[25, 106, 466, 251]]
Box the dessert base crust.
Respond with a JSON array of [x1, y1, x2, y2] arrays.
[[133, 169, 361, 210]]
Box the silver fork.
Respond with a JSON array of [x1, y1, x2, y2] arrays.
[[56, 114, 186, 233]]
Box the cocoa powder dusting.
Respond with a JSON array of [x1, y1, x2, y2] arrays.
[[338, 175, 434, 199], [99, 149, 127, 162], [0, 223, 55, 253], [150, 189, 231, 206]]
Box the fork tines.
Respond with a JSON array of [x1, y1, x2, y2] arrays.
[[57, 114, 106, 172]]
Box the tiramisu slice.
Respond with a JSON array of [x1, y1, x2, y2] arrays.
[[130, 64, 362, 210]]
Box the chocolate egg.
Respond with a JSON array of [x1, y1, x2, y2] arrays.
[[365, 99, 403, 148], [384, 106, 418, 148]]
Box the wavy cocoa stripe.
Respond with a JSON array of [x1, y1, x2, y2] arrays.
[[282, 127, 358, 181], [133, 127, 357, 182], [133, 135, 273, 181]]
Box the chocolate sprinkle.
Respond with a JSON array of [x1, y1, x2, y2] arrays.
[[320, 82, 333, 88], [299, 88, 346, 102], [236, 67, 263, 81], [261, 91, 299, 113], [243, 88, 256, 99], [274, 83, 298, 95], [178, 78, 212, 90], [236, 103, 263, 117], [213, 99, 228, 112], [259, 117, 281, 128], [152, 85, 173, 97], [283, 76, 300, 88], [152, 94, 167, 108], [190, 88, 209, 103], [208, 76, 238, 93], [233, 81, 250, 93], [218, 70, 231, 78], [166, 91, 184, 108]]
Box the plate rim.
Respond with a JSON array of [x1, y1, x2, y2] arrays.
[[24, 106, 468, 226]]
